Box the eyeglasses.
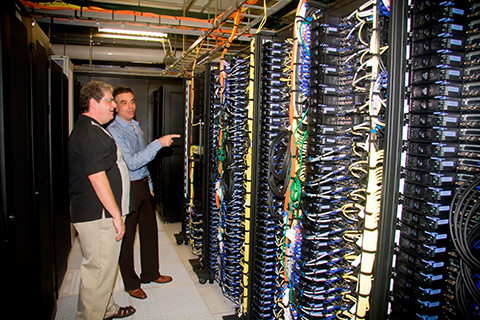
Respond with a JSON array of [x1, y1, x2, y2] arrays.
[[100, 98, 114, 104]]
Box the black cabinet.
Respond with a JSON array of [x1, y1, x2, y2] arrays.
[[49, 58, 71, 297], [149, 85, 185, 222], [0, 2, 71, 318]]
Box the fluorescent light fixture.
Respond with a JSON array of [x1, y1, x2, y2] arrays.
[[99, 28, 167, 38], [97, 33, 165, 42]]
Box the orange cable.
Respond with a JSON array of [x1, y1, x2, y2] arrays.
[[282, 0, 306, 288], [22, 1, 224, 26]]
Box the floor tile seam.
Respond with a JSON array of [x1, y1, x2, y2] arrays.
[[63, 263, 187, 272], [131, 284, 200, 291], [134, 260, 184, 265]]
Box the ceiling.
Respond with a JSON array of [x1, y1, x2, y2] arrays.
[[21, 0, 345, 77]]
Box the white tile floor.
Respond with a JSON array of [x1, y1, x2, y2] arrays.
[[55, 217, 237, 320]]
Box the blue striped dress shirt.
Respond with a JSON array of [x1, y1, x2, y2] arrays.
[[107, 115, 162, 191]]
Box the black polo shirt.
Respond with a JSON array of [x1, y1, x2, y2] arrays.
[[68, 115, 128, 223]]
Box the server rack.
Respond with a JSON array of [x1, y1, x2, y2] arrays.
[[184, 51, 256, 314], [182, 71, 208, 276], [202, 64, 221, 284], [247, 32, 294, 320], [176, 79, 192, 246], [189, 72, 206, 258], [387, 1, 480, 319], [213, 53, 252, 307], [185, 64, 223, 284]]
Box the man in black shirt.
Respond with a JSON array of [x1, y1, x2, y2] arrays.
[[68, 80, 135, 320]]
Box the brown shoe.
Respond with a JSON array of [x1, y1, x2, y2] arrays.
[[153, 275, 172, 284], [128, 288, 147, 299]]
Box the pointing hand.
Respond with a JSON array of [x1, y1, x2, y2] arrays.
[[158, 134, 181, 147]]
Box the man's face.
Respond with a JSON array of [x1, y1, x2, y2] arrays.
[[93, 91, 116, 125], [115, 92, 136, 122]]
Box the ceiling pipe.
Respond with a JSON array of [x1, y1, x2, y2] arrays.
[[51, 43, 181, 64], [28, 7, 213, 29], [31, 15, 252, 40]]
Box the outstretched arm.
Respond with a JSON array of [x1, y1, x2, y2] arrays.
[[108, 125, 162, 171]]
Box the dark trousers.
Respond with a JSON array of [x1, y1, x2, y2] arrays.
[[119, 180, 160, 291]]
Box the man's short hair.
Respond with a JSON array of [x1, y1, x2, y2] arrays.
[[113, 86, 134, 99], [79, 81, 113, 114]]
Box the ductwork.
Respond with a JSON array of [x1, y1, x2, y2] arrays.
[[51, 43, 181, 64]]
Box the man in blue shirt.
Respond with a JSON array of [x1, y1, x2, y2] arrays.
[[107, 86, 180, 299]]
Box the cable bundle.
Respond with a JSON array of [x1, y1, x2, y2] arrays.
[[188, 205, 204, 254], [216, 57, 250, 304], [448, 175, 480, 319]]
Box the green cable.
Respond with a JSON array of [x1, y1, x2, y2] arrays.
[[289, 107, 308, 211], [299, 21, 310, 55]]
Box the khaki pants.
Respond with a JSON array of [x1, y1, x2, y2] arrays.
[[74, 212, 123, 320]]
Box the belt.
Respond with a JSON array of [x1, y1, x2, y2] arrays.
[[131, 176, 149, 184]]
